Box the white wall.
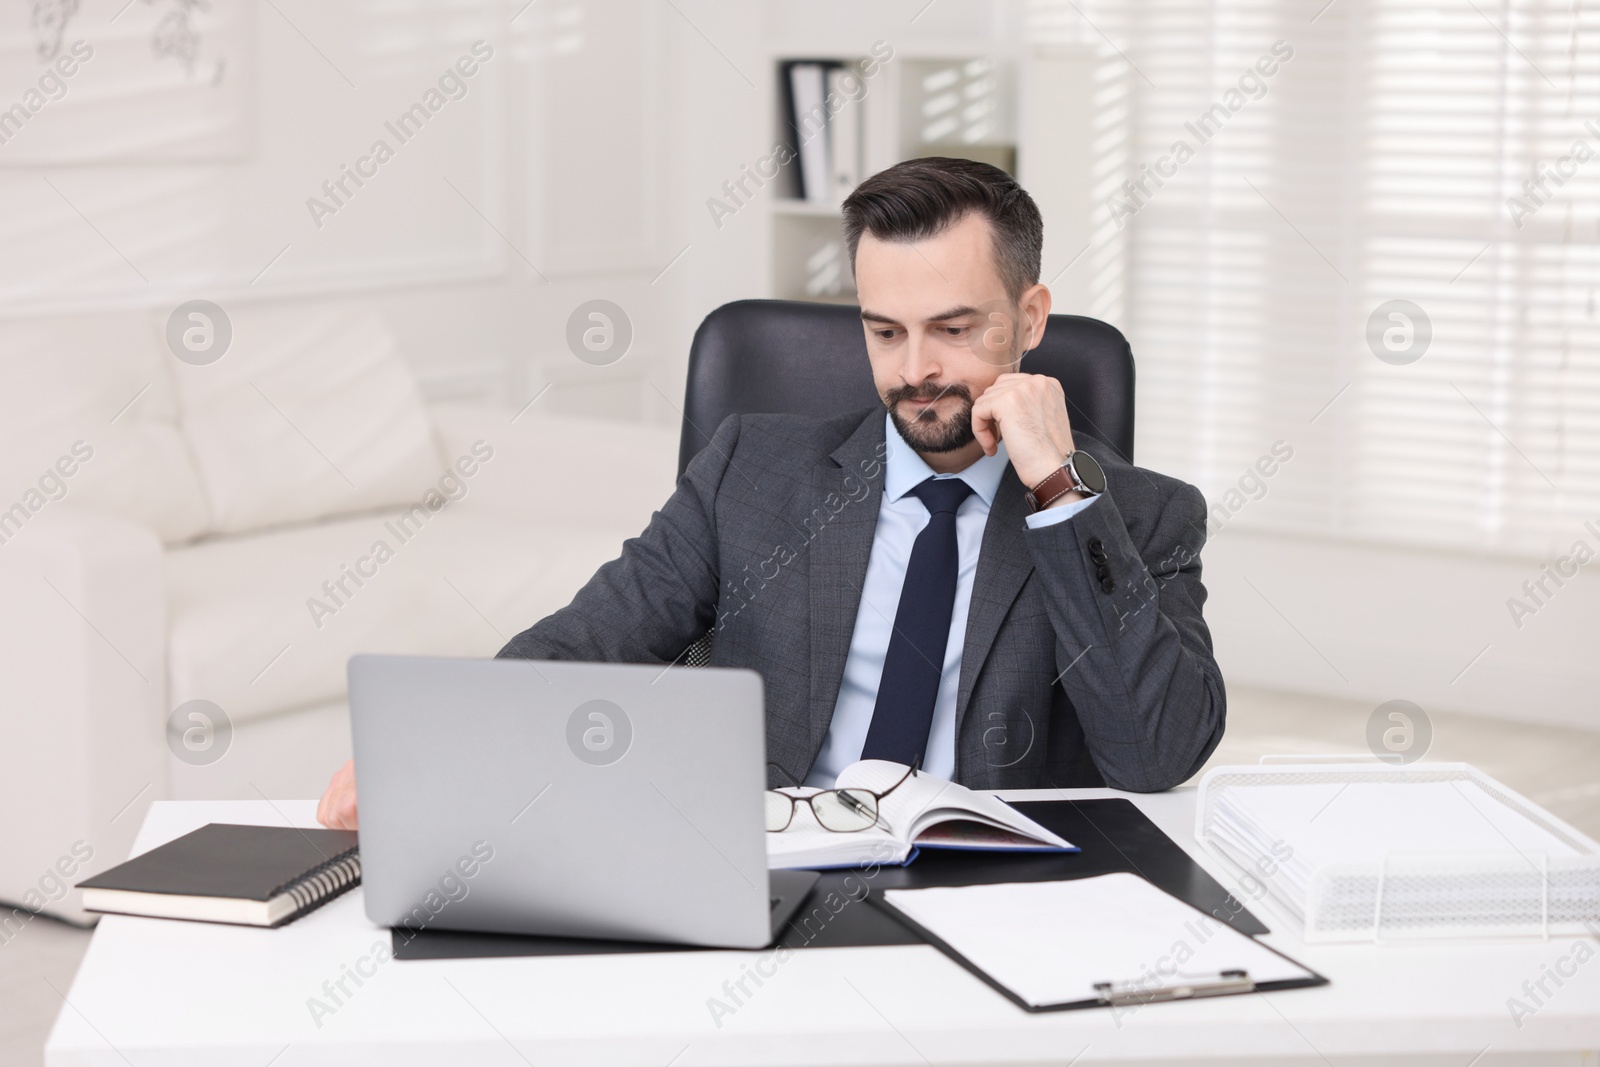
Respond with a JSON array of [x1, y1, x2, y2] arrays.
[[1205, 530, 1600, 732], [0, 2, 508, 311], [0, 0, 699, 427]]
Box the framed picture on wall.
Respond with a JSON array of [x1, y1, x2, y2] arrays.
[[0, 0, 254, 164]]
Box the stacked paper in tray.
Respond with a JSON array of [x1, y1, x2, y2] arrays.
[[1197, 764, 1600, 942]]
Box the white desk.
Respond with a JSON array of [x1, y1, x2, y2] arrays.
[[46, 788, 1600, 1066]]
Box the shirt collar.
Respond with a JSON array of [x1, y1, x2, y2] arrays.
[[882, 411, 1008, 507]]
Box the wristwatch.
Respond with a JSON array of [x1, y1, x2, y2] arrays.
[[1025, 450, 1107, 512]]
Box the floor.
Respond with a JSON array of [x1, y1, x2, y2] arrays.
[[4, 685, 1598, 1065]]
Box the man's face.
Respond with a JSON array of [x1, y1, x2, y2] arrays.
[[855, 211, 1025, 453]]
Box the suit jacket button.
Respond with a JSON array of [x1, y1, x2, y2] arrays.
[[1088, 538, 1104, 552], [1090, 549, 1108, 564], [1096, 564, 1110, 580], [1101, 577, 1116, 593]]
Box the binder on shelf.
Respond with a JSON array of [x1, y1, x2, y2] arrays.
[[871, 873, 1326, 1013], [781, 59, 836, 204], [826, 66, 861, 202]]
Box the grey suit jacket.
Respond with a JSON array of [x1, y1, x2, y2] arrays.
[[498, 407, 1225, 792]]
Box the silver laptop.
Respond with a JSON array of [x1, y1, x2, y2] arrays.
[[348, 654, 817, 950]]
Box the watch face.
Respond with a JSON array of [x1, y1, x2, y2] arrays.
[[1072, 450, 1107, 494]]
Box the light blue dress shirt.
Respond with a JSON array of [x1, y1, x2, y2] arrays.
[[804, 413, 1100, 787]]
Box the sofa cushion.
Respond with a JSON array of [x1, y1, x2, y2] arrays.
[[427, 402, 688, 529], [168, 300, 444, 535], [0, 312, 211, 543], [165, 504, 650, 723]]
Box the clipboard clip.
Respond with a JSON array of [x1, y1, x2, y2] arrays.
[[1094, 969, 1255, 1006]]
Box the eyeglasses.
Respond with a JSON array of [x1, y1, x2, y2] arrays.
[[764, 758, 919, 833]]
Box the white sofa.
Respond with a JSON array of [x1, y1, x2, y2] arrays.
[[0, 299, 677, 923]]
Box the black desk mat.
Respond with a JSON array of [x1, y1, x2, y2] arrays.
[[392, 797, 1266, 960]]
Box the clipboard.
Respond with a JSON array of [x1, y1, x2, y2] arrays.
[[870, 873, 1328, 1013]]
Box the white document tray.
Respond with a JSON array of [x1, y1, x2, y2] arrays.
[[1196, 762, 1600, 943]]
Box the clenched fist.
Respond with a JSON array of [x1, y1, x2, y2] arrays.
[[972, 371, 1081, 500]]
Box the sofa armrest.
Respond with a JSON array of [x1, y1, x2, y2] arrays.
[[426, 401, 679, 532], [0, 506, 166, 925]]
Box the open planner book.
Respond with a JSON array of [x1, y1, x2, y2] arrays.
[[766, 760, 1076, 869]]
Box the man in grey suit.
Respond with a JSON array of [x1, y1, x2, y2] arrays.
[[318, 157, 1221, 827]]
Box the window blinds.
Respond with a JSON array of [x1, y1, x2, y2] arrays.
[[1027, 0, 1600, 558]]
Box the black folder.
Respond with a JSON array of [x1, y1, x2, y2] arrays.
[[393, 797, 1271, 961]]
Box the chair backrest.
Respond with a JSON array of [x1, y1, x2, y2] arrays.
[[677, 299, 1135, 479]]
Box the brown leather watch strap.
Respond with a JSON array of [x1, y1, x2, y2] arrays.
[[1025, 464, 1078, 512]]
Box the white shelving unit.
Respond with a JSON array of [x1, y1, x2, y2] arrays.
[[768, 50, 1022, 304], [765, 43, 1102, 316]]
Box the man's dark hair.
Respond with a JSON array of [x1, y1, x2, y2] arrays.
[[841, 156, 1043, 302]]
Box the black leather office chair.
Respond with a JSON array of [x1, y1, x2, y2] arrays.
[[676, 299, 1136, 479], [673, 298, 1136, 670]]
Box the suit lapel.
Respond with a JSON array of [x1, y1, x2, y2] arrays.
[[954, 465, 1035, 742], [796, 411, 886, 778]]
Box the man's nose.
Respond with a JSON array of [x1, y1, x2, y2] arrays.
[[901, 334, 943, 385]]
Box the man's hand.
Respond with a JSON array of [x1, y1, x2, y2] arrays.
[[971, 372, 1080, 500], [316, 759, 359, 829]]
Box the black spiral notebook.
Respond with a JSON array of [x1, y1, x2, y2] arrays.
[[76, 823, 361, 928]]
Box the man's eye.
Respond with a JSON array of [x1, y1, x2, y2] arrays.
[[944, 326, 968, 337], [875, 329, 898, 341]]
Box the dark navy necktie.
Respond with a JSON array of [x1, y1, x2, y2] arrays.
[[860, 477, 975, 767]]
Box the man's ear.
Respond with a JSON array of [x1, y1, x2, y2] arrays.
[[1018, 282, 1052, 353]]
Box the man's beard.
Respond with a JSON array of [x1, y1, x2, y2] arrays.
[[884, 382, 975, 454]]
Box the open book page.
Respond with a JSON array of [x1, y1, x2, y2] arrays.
[[764, 786, 905, 870], [835, 761, 1074, 853], [766, 761, 1073, 870]]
